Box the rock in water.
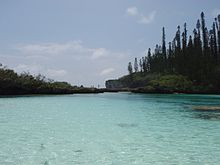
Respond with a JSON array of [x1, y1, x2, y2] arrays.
[[193, 106, 220, 111], [44, 160, 49, 165], [40, 143, 45, 150]]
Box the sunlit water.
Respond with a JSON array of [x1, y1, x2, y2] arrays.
[[0, 93, 220, 165]]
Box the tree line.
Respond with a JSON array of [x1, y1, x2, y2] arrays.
[[0, 64, 102, 95], [128, 12, 220, 88]]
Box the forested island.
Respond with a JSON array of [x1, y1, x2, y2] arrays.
[[0, 64, 104, 95], [106, 12, 220, 94]]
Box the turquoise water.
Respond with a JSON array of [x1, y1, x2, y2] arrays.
[[0, 93, 220, 165]]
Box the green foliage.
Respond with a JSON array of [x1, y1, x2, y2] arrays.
[[126, 12, 220, 91], [128, 62, 133, 75], [149, 75, 193, 91], [116, 72, 160, 88], [0, 66, 98, 95]]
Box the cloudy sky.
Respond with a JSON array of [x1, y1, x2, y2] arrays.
[[0, 0, 220, 87]]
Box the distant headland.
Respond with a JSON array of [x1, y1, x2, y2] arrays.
[[0, 64, 107, 95], [106, 12, 220, 94]]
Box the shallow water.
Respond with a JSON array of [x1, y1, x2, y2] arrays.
[[0, 93, 220, 164]]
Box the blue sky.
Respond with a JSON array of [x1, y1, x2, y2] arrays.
[[0, 0, 220, 87]]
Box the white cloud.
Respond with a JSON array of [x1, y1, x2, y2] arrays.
[[126, 7, 138, 16], [91, 48, 108, 59], [100, 68, 115, 76], [126, 6, 156, 24], [7, 41, 130, 87], [139, 11, 156, 24], [17, 41, 83, 55], [16, 41, 110, 60]]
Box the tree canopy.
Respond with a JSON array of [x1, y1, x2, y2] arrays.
[[128, 12, 220, 89]]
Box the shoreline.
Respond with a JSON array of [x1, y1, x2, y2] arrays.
[[105, 87, 220, 95], [1, 88, 220, 96]]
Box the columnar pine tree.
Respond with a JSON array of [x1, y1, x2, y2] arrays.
[[182, 23, 188, 75], [147, 48, 152, 71], [142, 57, 147, 73], [128, 62, 133, 75], [187, 35, 194, 79], [217, 15, 220, 61], [176, 26, 181, 51], [168, 42, 173, 72], [210, 29, 215, 60], [201, 12, 208, 51], [175, 25, 182, 74], [144, 56, 148, 72], [210, 22, 218, 63], [196, 19, 201, 43], [182, 23, 187, 51], [134, 57, 138, 73], [162, 27, 167, 72], [128, 12, 220, 88], [162, 27, 166, 57], [139, 59, 143, 73]]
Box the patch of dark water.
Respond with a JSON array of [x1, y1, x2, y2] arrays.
[[117, 123, 138, 128]]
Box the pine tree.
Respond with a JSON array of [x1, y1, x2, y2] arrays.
[[162, 27, 166, 57], [142, 57, 146, 73], [192, 28, 203, 82], [176, 26, 181, 51], [212, 22, 218, 62], [127, 12, 220, 89], [139, 59, 143, 73], [187, 35, 194, 79], [162, 27, 167, 72], [128, 62, 133, 75], [196, 19, 201, 40], [155, 44, 159, 54], [143, 56, 148, 73], [217, 15, 220, 61], [210, 29, 215, 60], [147, 48, 152, 71], [175, 25, 182, 74], [134, 57, 138, 72], [181, 23, 188, 75], [201, 12, 208, 51], [195, 19, 202, 54], [168, 42, 174, 72], [182, 23, 187, 51]]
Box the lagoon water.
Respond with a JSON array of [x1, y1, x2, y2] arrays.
[[0, 93, 220, 165]]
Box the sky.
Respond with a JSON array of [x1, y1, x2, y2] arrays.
[[0, 0, 220, 87]]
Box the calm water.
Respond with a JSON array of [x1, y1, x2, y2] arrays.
[[0, 93, 220, 165]]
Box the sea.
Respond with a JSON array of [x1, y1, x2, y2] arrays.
[[0, 92, 220, 165]]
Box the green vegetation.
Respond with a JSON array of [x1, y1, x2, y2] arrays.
[[0, 65, 101, 95], [106, 12, 220, 94], [149, 75, 193, 92]]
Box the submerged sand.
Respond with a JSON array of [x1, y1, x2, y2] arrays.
[[193, 106, 220, 111]]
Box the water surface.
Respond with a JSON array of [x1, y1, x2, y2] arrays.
[[0, 93, 220, 164]]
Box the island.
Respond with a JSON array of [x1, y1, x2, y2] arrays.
[[106, 12, 220, 94], [0, 65, 105, 95]]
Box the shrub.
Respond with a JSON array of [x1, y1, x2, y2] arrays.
[[149, 75, 193, 91]]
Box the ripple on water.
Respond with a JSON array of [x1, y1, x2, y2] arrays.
[[74, 149, 83, 153], [116, 123, 138, 128], [1, 93, 220, 164]]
